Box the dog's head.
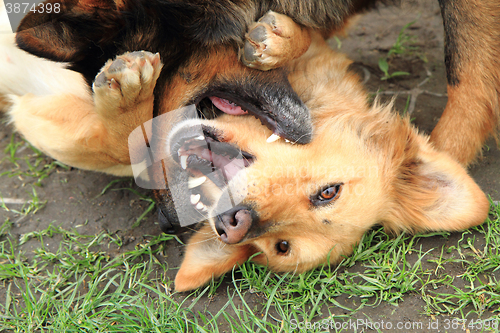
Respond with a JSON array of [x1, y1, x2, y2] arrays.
[[141, 47, 315, 228], [172, 48, 490, 292]]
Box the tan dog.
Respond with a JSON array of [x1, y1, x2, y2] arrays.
[[172, 23, 490, 291]]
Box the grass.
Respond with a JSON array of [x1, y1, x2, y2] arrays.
[[1, 134, 68, 187]]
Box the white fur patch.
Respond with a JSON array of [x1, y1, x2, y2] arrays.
[[0, 34, 89, 98]]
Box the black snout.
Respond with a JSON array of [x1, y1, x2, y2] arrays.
[[215, 205, 257, 244]]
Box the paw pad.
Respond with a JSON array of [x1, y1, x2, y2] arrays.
[[107, 59, 127, 73], [248, 25, 267, 43], [259, 13, 276, 26]]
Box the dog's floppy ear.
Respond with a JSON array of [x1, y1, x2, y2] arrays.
[[175, 224, 254, 292], [384, 135, 490, 233]]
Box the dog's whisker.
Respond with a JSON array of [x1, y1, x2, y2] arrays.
[[182, 235, 219, 247], [217, 240, 227, 251]]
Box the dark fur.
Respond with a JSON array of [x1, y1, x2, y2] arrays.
[[438, 0, 461, 86]]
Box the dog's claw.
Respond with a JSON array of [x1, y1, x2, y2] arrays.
[[109, 78, 119, 89], [241, 11, 310, 71]]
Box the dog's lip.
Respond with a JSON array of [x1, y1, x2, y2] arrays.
[[193, 92, 286, 141], [211, 91, 284, 136]]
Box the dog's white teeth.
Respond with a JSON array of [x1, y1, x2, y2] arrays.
[[266, 133, 281, 143], [190, 194, 201, 205], [285, 139, 290, 143], [196, 202, 205, 210], [180, 155, 188, 169], [188, 176, 207, 189], [194, 135, 205, 141]]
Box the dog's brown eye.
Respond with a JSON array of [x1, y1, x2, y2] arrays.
[[320, 187, 337, 200], [311, 183, 343, 206], [276, 240, 290, 255]]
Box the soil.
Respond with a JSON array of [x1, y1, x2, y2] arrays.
[[0, 0, 498, 331]]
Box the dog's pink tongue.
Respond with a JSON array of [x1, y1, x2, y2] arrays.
[[209, 96, 248, 115]]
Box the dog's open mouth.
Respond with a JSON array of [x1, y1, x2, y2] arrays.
[[194, 95, 285, 143], [168, 115, 254, 214]]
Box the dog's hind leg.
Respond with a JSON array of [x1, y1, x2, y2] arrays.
[[430, 0, 500, 166]]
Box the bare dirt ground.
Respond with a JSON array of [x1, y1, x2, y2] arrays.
[[0, 0, 498, 331]]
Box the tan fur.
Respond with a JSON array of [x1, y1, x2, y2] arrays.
[[174, 33, 490, 292], [242, 5, 500, 166], [159, 49, 248, 112]]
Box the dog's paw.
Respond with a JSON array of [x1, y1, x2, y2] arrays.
[[241, 11, 310, 71], [93, 51, 162, 111]]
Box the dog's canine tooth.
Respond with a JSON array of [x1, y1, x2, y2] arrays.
[[180, 155, 188, 169], [266, 133, 281, 143], [196, 202, 205, 210], [188, 176, 207, 189], [194, 135, 205, 141], [190, 194, 201, 205]]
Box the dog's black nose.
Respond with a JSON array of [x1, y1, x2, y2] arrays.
[[215, 206, 256, 244]]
